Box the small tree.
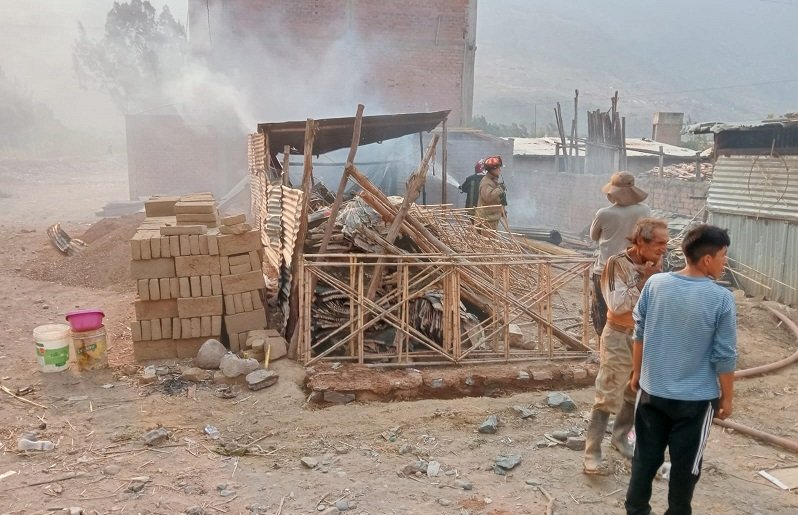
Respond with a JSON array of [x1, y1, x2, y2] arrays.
[[73, 0, 186, 111]]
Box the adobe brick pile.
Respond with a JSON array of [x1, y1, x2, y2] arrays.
[[130, 193, 268, 361]]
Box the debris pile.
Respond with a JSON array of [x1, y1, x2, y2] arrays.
[[639, 162, 713, 180], [129, 193, 269, 360]]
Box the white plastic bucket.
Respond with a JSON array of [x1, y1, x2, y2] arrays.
[[33, 324, 71, 373]]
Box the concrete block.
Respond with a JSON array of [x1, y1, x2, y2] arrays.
[[131, 320, 142, 342], [224, 295, 236, 315], [160, 236, 171, 258], [217, 230, 261, 256], [149, 278, 160, 301], [141, 320, 152, 341], [201, 316, 211, 337], [130, 237, 141, 260], [220, 213, 246, 226], [228, 254, 250, 266], [179, 277, 191, 298], [159, 277, 170, 299], [220, 256, 230, 275], [140, 235, 152, 259], [175, 201, 216, 214], [190, 317, 201, 338], [242, 291, 254, 312], [224, 308, 267, 336], [169, 236, 180, 257], [208, 235, 219, 255], [133, 339, 177, 361], [189, 235, 200, 255], [179, 235, 191, 255], [211, 274, 222, 296], [175, 255, 219, 277], [249, 251, 261, 271], [137, 279, 150, 301], [161, 225, 206, 236], [150, 236, 161, 258], [190, 276, 202, 298], [219, 223, 252, 235], [172, 317, 181, 339], [131, 258, 176, 280], [144, 196, 179, 217], [251, 290, 263, 309], [177, 213, 218, 224], [161, 318, 172, 339], [150, 318, 162, 340], [229, 262, 252, 275], [209, 257, 221, 275], [221, 270, 266, 294], [134, 299, 178, 320], [199, 234, 209, 255], [211, 315, 222, 335], [233, 294, 244, 313], [181, 318, 191, 339], [201, 275, 212, 296], [169, 278, 179, 299], [177, 296, 223, 318]]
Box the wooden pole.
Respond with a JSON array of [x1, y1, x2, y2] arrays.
[[281, 144, 291, 186], [441, 118, 448, 205], [319, 104, 364, 255], [572, 89, 579, 171], [658, 145, 665, 177], [695, 151, 702, 180], [419, 132, 426, 205]]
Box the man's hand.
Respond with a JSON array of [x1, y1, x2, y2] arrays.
[[717, 396, 733, 420], [630, 371, 640, 394]]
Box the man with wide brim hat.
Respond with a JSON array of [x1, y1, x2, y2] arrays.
[[589, 172, 651, 338]]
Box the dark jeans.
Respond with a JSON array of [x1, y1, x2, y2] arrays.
[[590, 273, 607, 337], [626, 390, 718, 515]]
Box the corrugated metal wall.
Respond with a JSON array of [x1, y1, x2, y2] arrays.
[[708, 155, 798, 305]]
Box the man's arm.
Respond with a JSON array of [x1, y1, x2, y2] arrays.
[[717, 372, 734, 419], [713, 296, 737, 420], [630, 339, 643, 393], [589, 212, 603, 242]]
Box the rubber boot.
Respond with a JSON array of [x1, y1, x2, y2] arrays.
[[583, 409, 610, 475], [611, 401, 636, 459]]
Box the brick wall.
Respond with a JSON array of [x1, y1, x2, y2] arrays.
[[188, 0, 476, 126], [506, 173, 709, 233]]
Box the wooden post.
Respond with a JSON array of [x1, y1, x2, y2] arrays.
[[572, 89, 579, 172], [695, 151, 702, 180], [281, 144, 291, 186], [621, 117, 628, 171], [658, 145, 664, 177], [419, 132, 426, 205], [319, 104, 364, 255], [441, 118, 448, 205]]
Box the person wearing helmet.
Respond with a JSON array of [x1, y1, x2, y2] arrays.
[[474, 155, 506, 230], [459, 159, 486, 214]]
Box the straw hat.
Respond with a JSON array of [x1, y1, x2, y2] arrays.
[[601, 172, 648, 206]]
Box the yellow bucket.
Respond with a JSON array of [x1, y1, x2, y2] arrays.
[[71, 326, 108, 371]]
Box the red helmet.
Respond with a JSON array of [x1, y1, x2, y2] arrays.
[[474, 159, 485, 174], [483, 155, 503, 171]]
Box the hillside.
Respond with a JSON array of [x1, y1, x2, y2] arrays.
[[474, 0, 798, 137]]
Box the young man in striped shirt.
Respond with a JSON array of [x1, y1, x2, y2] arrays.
[[626, 224, 736, 515]]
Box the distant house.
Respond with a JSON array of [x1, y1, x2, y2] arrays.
[[511, 137, 700, 175], [691, 116, 798, 305]]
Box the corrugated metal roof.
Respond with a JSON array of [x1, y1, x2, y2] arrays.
[[709, 212, 798, 305], [257, 110, 450, 156], [707, 155, 798, 221], [512, 137, 698, 158], [688, 117, 798, 134]]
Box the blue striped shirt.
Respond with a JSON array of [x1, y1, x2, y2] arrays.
[[633, 272, 737, 401]]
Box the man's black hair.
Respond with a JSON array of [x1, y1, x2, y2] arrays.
[[682, 224, 731, 264]]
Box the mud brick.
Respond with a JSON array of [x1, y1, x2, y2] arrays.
[[211, 274, 222, 296], [176, 337, 206, 359], [159, 277, 171, 299], [224, 308, 267, 336], [130, 237, 142, 260], [175, 255, 218, 277], [161, 318, 172, 340], [239, 332, 249, 349], [148, 278, 160, 301], [177, 296, 223, 318], [190, 318, 201, 338], [131, 258, 176, 279], [150, 318, 162, 340], [169, 278, 179, 299], [199, 235, 209, 254], [133, 339, 177, 361], [189, 276, 201, 297], [211, 315, 222, 335], [160, 236, 171, 258], [228, 254, 250, 266], [177, 213, 218, 223], [131, 321, 142, 342], [150, 236, 161, 258], [217, 230, 261, 256], [229, 262, 252, 275], [233, 294, 245, 313], [172, 317, 181, 339], [251, 290, 263, 309], [209, 257, 221, 275], [200, 316, 212, 337], [179, 235, 191, 256], [221, 213, 246, 226], [134, 299, 178, 320], [189, 235, 200, 255], [137, 279, 150, 301], [224, 295, 236, 315], [160, 225, 206, 236], [140, 236, 152, 259], [229, 332, 241, 353], [219, 223, 252, 235], [208, 234, 219, 255], [249, 251, 261, 271], [181, 318, 191, 339], [221, 271, 266, 294], [169, 236, 180, 256], [242, 291, 254, 312], [144, 196, 179, 217], [220, 256, 231, 275], [201, 275, 212, 296], [141, 320, 152, 341], [175, 201, 216, 214], [179, 277, 191, 298]]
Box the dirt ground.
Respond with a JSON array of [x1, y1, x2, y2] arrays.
[[1, 157, 798, 515]]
